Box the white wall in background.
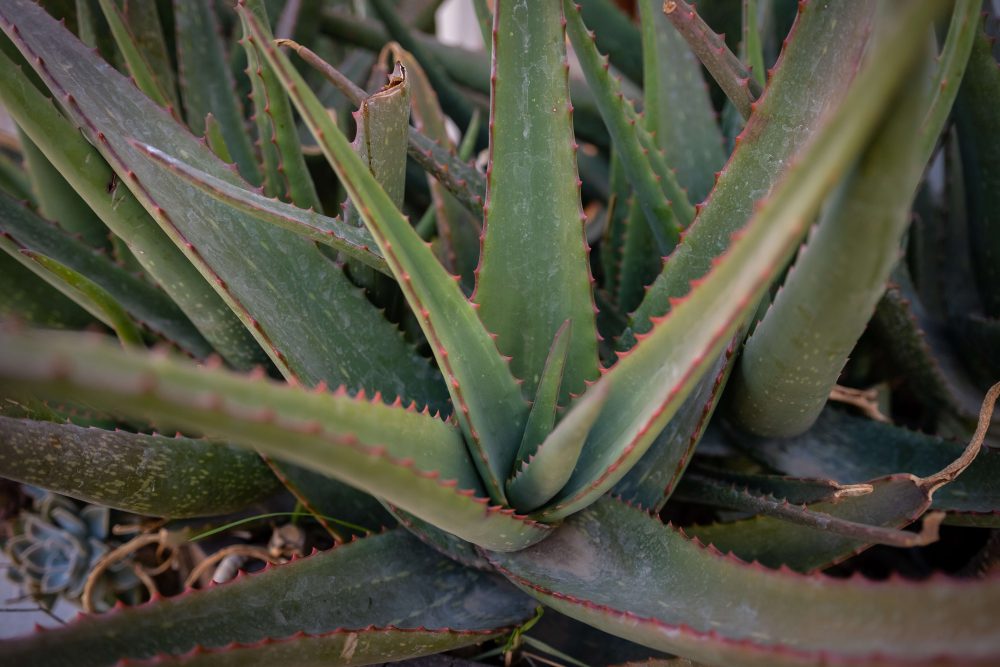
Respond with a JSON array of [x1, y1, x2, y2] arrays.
[[436, 0, 484, 51]]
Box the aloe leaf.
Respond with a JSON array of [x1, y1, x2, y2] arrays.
[[4, 244, 144, 346], [681, 464, 876, 505], [203, 113, 232, 162], [680, 475, 940, 571], [662, 0, 762, 119], [369, 0, 481, 145], [0, 47, 263, 368], [742, 0, 766, 89], [0, 150, 33, 202], [637, 0, 726, 204], [471, 0, 491, 48], [1, 0, 446, 401], [0, 192, 211, 357], [0, 529, 536, 667], [18, 131, 110, 250], [277, 37, 521, 223], [0, 416, 279, 517], [957, 19, 1000, 317], [535, 0, 940, 522], [611, 341, 735, 511], [239, 0, 319, 209], [174, 0, 261, 185], [338, 61, 415, 324], [116, 629, 505, 666], [956, 312, 1000, 389], [512, 321, 573, 469], [738, 407, 1000, 520], [873, 267, 989, 422], [917, 0, 980, 165], [0, 252, 92, 328], [489, 497, 1000, 667], [408, 129, 486, 218], [564, 1, 682, 255], [477, 0, 600, 402], [576, 0, 644, 85], [0, 329, 551, 550], [727, 46, 929, 437], [508, 381, 610, 514], [598, 153, 629, 298], [343, 63, 409, 226], [319, 7, 606, 142], [96, 0, 178, 113], [615, 199, 660, 314], [240, 9, 528, 503], [74, 0, 115, 62], [132, 143, 388, 276], [119, 0, 176, 106], [629, 0, 877, 334], [386, 43, 481, 286]]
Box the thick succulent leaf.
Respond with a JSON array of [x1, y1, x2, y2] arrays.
[[343, 62, 409, 225], [736, 408, 1000, 519], [611, 341, 734, 511], [96, 0, 178, 112], [118, 629, 506, 666], [0, 192, 211, 356], [681, 475, 938, 571], [513, 321, 573, 469], [476, 0, 600, 402], [680, 464, 876, 505], [0, 529, 535, 667], [3, 243, 144, 346], [238, 0, 319, 209], [577, 0, 644, 85], [564, 1, 681, 255], [135, 143, 388, 276], [873, 268, 990, 421], [957, 19, 1000, 317], [0, 251, 92, 328], [917, 0, 980, 166], [598, 152, 629, 301], [74, 0, 115, 62], [18, 131, 110, 250], [240, 8, 528, 504], [387, 43, 481, 286], [319, 7, 609, 150], [338, 61, 416, 325], [615, 200, 660, 315], [0, 150, 34, 202], [0, 416, 279, 517], [508, 382, 610, 513], [637, 0, 726, 204], [369, 0, 480, 145], [118, 0, 177, 111], [0, 0, 446, 402], [283, 42, 485, 218], [742, 0, 766, 89], [727, 49, 928, 438], [174, 0, 261, 185], [490, 497, 1000, 667], [956, 313, 1000, 390], [0, 47, 262, 368], [662, 0, 762, 119], [0, 330, 551, 551], [535, 0, 937, 522], [630, 0, 877, 333], [403, 130, 486, 220]]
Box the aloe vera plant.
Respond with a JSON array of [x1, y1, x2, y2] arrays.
[[0, 0, 998, 664]]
